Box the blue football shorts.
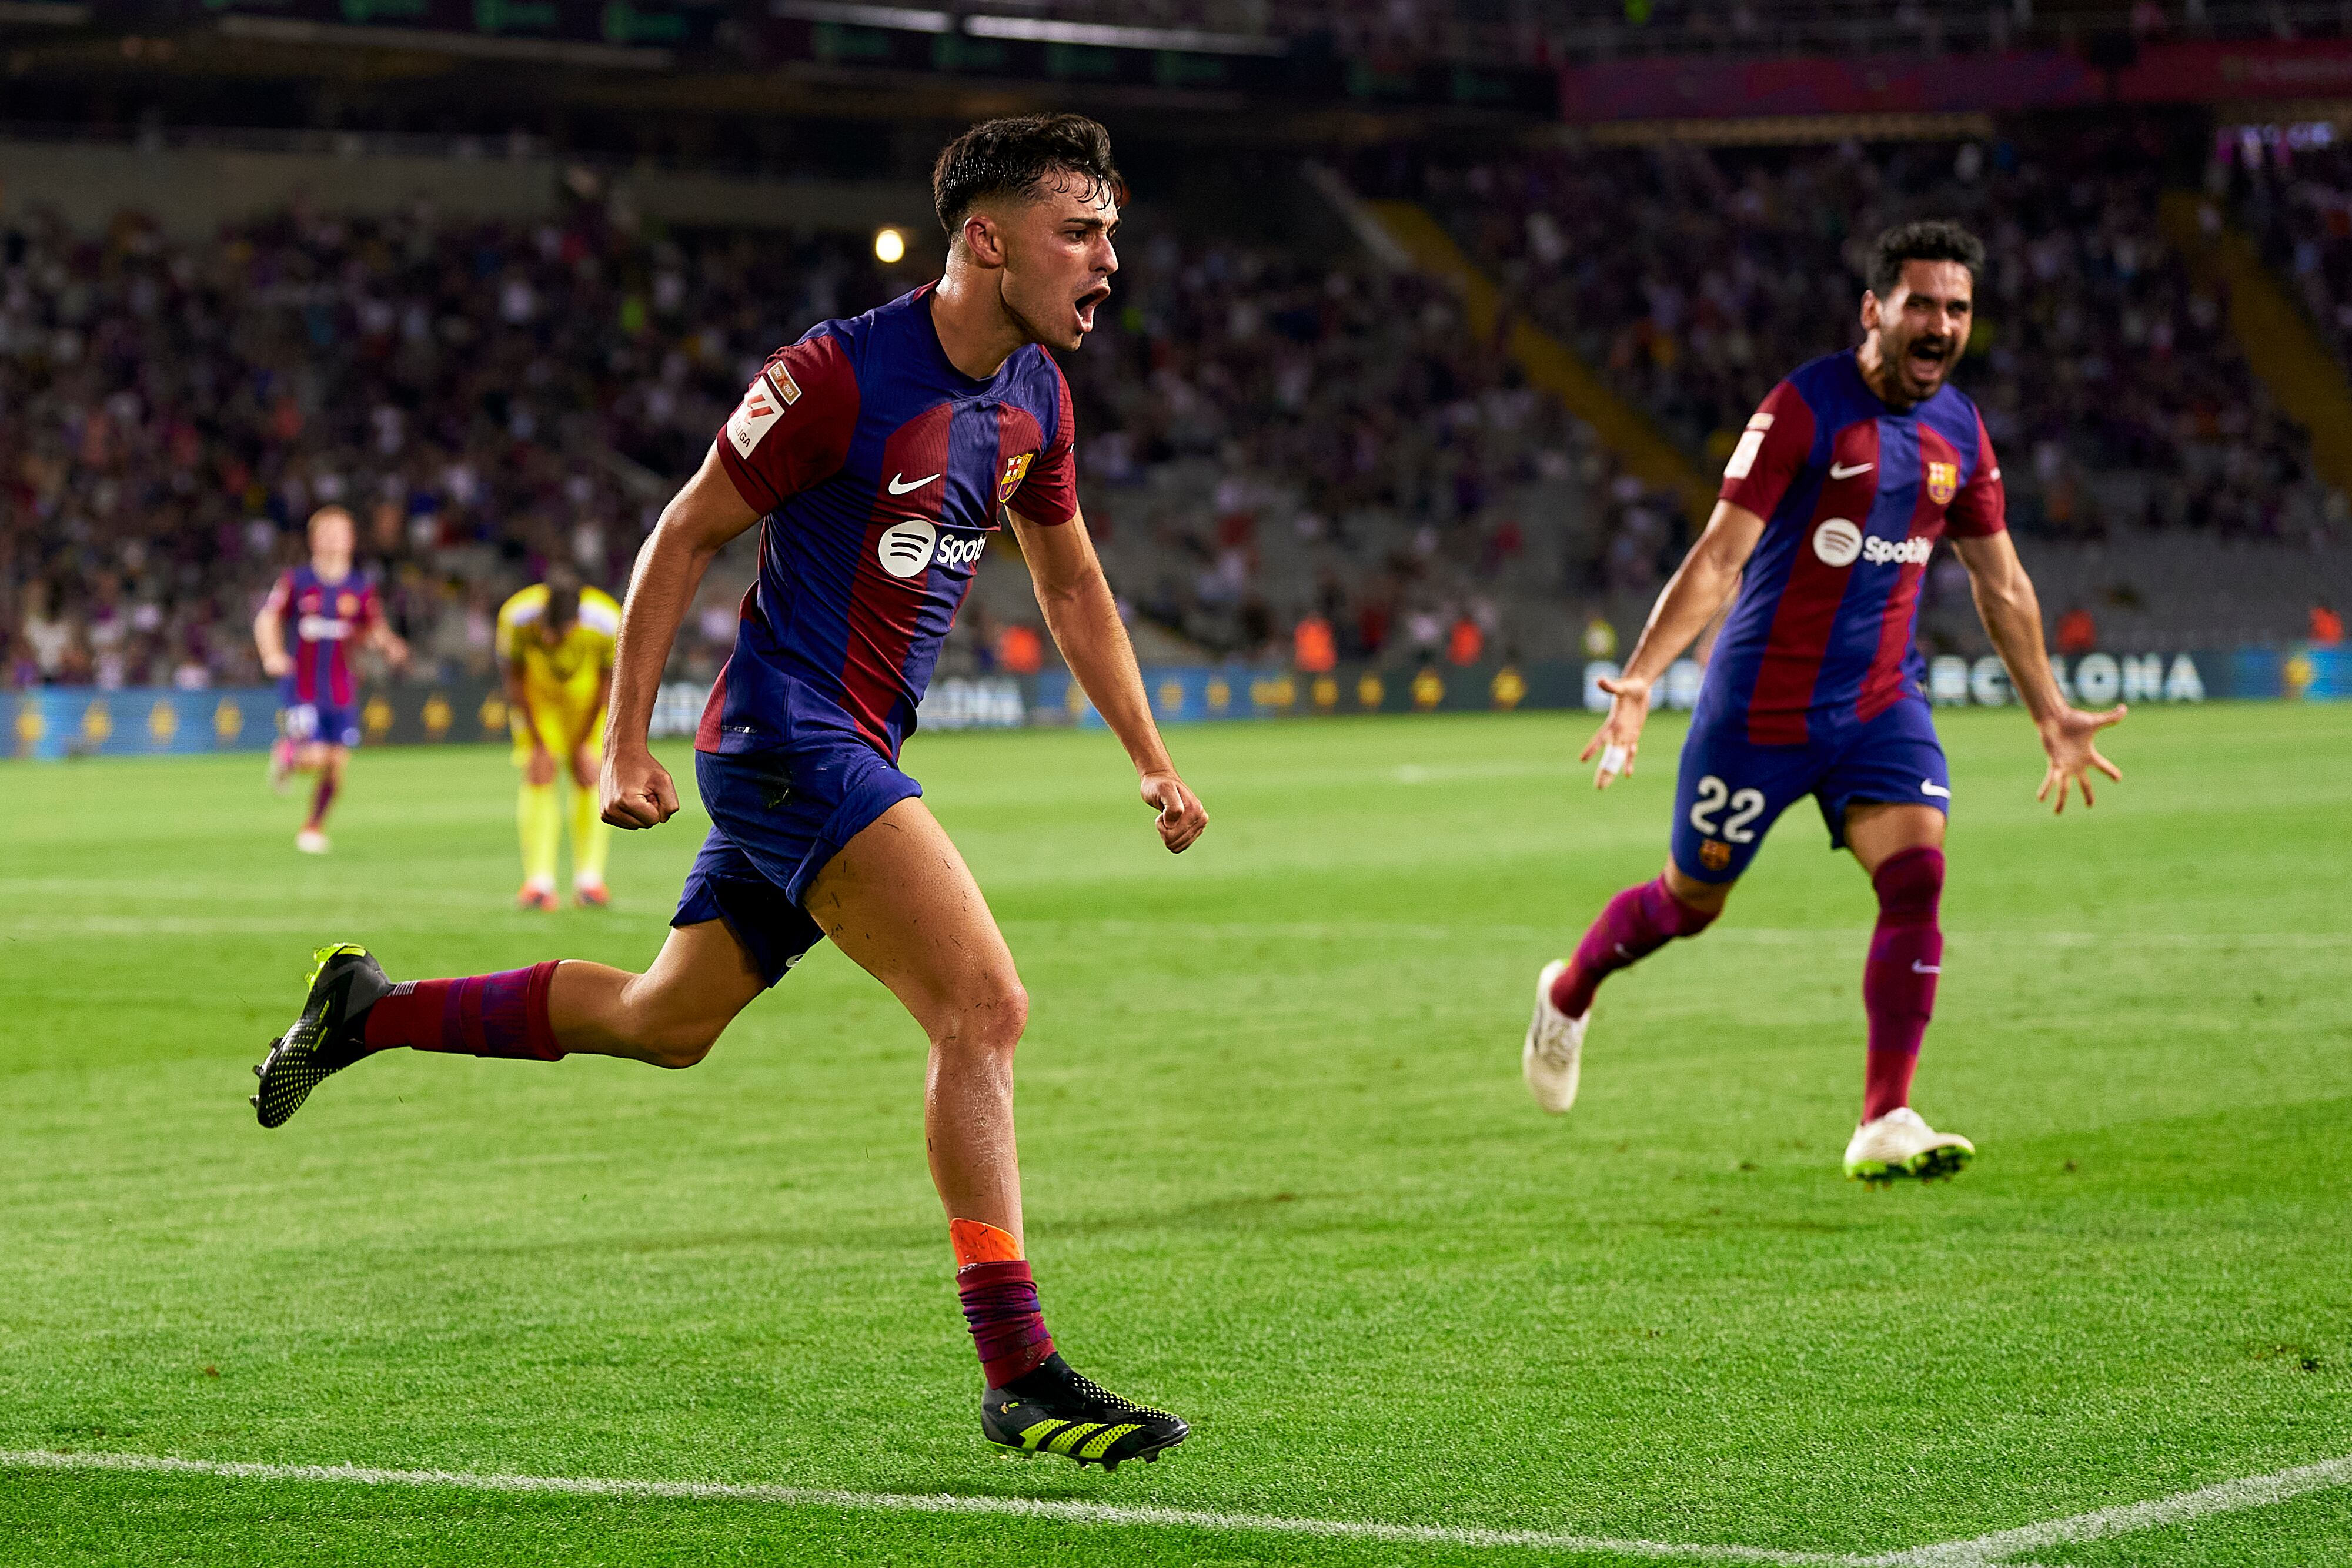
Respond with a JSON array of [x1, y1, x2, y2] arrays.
[[281, 700, 361, 749], [1668, 696, 1950, 884], [671, 737, 924, 987]]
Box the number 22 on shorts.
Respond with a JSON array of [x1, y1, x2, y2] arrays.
[[1690, 775, 1765, 844]]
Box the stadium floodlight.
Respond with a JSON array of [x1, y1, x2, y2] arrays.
[[873, 227, 906, 265]]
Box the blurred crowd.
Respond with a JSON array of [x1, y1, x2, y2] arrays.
[[0, 199, 1604, 687], [8, 120, 2350, 692], [2232, 127, 2352, 377], [1, 202, 901, 691], [1385, 121, 2343, 554], [1058, 233, 1598, 663]]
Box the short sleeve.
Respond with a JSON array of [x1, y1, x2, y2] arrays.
[[582, 591, 621, 668], [493, 593, 524, 663], [1946, 412, 2007, 539], [1718, 380, 1816, 520], [1008, 355, 1078, 527], [261, 571, 293, 617], [716, 332, 860, 514]]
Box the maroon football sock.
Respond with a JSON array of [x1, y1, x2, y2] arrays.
[[958, 1259, 1056, 1388], [1551, 875, 1718, 1017], [303, 773, 338, 831], [362, 961, 564, 1060], [1862, 846, 1944, 1121]]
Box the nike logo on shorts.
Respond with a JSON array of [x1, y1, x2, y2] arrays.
[[887, 472, 941, 495], [1829, 461, 1874, 479], [1911, 961, 1942, 975], [1920, 780, 1951, 799]]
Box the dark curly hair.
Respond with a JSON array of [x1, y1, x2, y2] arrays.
[[931, 114, 1124, 242], [1867, 219, 1986, 295]]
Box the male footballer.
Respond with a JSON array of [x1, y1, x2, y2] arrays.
[[1523, 220, 2124, 1183], [252, 115, 1202, 1466]]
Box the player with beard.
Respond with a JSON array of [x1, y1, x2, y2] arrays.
[[1521, 220, 2125, 1182], [250, 115, 1205, 1466]]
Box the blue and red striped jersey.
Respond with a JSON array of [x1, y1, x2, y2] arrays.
[[262, 566, 382, 707], [1705, 349, 2005, 745], [698, 285, 1078, 761]]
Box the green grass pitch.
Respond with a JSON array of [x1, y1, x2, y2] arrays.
[[4, 703, 2349, 1566]]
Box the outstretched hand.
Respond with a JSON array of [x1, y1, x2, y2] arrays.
[[1577, 673, 1654, 789], [2036, 703, 2126, 814], [1141, 771, 1208, 854], [602, 745, 680, 830]]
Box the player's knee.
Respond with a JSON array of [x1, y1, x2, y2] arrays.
[[1872, 845, 1945, 924], [639, 1016, 724, 1069], [1662, 867, 1731, 925], [933, 974, 1028, 1058]]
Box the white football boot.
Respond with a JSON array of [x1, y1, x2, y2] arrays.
[[294, 828, 330, 855], [1843, 1106, 1974, 1185], [1522, 959, 1589, 1114]]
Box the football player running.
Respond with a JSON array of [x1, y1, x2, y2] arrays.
[[252, 115, 1204, 1466], [253, 505, 409, 853], [1524, 220, 2124, 1183]]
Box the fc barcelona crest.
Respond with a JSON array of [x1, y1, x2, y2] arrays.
[[1926, 461, 1957, 506], [998, 452, 1034, 502]]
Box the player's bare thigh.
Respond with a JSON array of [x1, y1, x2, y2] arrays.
[[1842, 801, 1946, 876], [802, 796, 1025, 1048]]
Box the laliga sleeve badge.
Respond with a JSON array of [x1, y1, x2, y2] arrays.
[[726, 370, 790, 457]]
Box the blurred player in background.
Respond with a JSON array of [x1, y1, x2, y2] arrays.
[[250, 115, 1205, 1467], [1524, 220, 2125, 1183], [497, 571, 620, 910], [253, 505, 409, 854]]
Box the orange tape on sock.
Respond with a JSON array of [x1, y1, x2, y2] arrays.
[[950, 1219, 1023, 1268]]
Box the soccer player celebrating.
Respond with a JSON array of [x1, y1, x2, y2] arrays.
[[1522, 221, 2124, 1183], [496, 571, 620, 910], [252, 116, 1205, 1467], [253, 505, 409, 854]]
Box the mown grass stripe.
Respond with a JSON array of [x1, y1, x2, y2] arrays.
[[0, 1449, 1879, 1564]]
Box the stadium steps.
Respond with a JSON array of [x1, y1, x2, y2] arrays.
[[1337, 192, 1710, 522], [2159, 189, 2352, 497]]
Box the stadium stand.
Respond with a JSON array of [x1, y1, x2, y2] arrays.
[[2234, 130, 2352, 375], [1392, 123, 2341, 546], [8, 122, 2351, 693]]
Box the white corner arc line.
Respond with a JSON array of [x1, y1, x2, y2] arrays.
[[0, 1449, 1868, 1565], [1881, 1452, 2352, 1566]]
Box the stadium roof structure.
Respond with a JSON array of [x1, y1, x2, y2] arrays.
[[8, 0, 2352, 151]]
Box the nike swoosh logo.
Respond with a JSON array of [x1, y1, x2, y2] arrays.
[[1613, 944, 1635, 960], [1829, 462, 1873, 479], [887, 472, 941, 496], [1911, 961, 1942, 975], [1920, 780, 1951, 799]]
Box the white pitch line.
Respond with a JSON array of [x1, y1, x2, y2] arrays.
[[9, 1448, 2351, 1564], [1884, 1452, 2352, 1566], [0, 1448, 1870, 1566]]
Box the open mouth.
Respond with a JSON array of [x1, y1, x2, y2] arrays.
[[1074, 283, 1111, 331], [1906, 339, 1952, 380]]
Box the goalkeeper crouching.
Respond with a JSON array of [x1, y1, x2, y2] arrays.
[[497, 571, 620, 910]]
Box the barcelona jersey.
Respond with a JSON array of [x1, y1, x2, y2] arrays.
[[1708, 350, 2006, 747], [697, 285, 1079, 763], [260, 566, 383, 709]]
